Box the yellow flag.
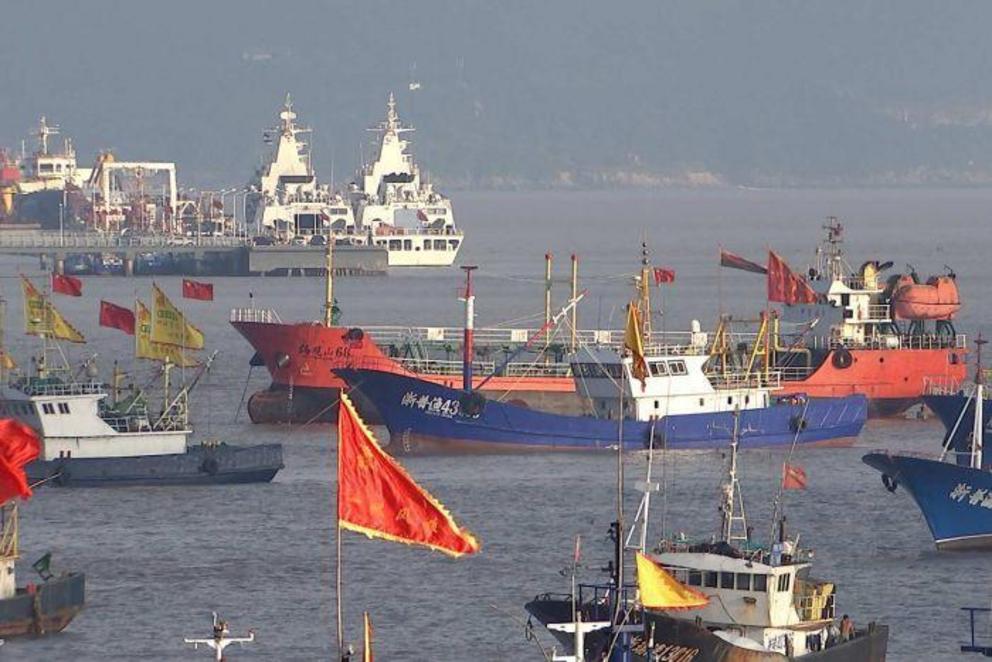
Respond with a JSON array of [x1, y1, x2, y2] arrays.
[[150, 284, 204, 350], [624, 301, 647, 386], [21, 276, 85, 343], [136, 301, 198, 367], [636, 551, 709, 610]]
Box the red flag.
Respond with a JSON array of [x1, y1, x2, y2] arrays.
[[767, 251, 818, 305], [51, 273, 82, 297], [782, 463, 807, 490], [720, 249, 767, 274], [652, 267, 675, 285], [0, 420, 40, 503], [99, 300, 136, 336], [337, 394, 480, 557], [182, 279, 214, 301]]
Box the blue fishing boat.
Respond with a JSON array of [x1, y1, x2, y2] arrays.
[[336, 366, 866, 455], [863, 339, 992, 550]]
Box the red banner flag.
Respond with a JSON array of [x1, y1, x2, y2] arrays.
[[337, 394, 480, 557], [653, 267, 675, 285], [767, 251, 818, 305], [782, 463, 808, 490], [99, 300, 136, 336], [182, 279, 214, 301], [0, 420, 40, 503], [51, 273, 83, 297], [719, 249, 767, 274]]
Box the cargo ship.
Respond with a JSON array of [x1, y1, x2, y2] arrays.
[[234, 225, 966, 424], [717, 219, 968, 417]]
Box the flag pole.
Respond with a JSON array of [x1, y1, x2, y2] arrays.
[[335, 405, 344, 661]]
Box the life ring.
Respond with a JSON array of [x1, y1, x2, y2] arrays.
[[200, 457, 220, 475], [882, 474, 898, 493], [831, 347, 853, 370], [790, 416, 808, 433], [460, 392, 486, 418]]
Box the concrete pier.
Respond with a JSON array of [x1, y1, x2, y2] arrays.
[[0, 230, 388, 276]]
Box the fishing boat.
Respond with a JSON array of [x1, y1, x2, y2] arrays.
[[525, 412, 888, 661], [3, 282, 283, 488], [231, 253, 596, 424], [334, 288, 866, 454], [863, 339, 992, 550], [719, 219, 967, 417], [0, 503, 84, 637]]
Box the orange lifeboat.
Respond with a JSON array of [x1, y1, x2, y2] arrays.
[[891, 274, 961, 320]]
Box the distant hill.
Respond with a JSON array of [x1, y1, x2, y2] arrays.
[[3, 1, 992, 189]]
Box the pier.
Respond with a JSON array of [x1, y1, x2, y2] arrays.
[[0, 229, 387, 276]]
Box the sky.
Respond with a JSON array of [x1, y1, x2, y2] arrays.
[[3, 1, 992, 188]]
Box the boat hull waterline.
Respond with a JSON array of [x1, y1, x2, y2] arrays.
[[336, 368, 868, 455], [26, 444, 284, 488], [0, 573, 85, 637], [863, 452, 992, 550]]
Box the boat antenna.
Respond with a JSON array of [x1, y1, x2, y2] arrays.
[[323, 241, 335, 327], [183, 612, 255, 661], [971, 335, 986, 470]]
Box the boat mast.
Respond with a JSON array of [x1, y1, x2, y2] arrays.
[[323, 241, 335, 327], [570, 254, 578, 354], [639, 242, 651, 342], [461, 266, 477, 393], [972, 336, 986, 470], [721, 409, 749, 544]]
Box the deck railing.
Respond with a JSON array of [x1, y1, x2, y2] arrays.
[[230, 308, 283, 324]]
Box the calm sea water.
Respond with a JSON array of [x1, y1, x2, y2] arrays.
[[2, 188, 991, 661]]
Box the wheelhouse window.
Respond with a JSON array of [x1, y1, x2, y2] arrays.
[[736, 573, 752, 591], [687, 570, 702, 586], [433, 239, 446, 250], [649, 362, 668, 377], [754, 574, 768, 592], [777, 573, 791, 592], [720, 572, 734, 589], [57, 402, 70, 414], [669, 360, 687, 376], [704, 571, 718, 588]]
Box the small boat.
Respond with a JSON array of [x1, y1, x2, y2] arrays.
[[0, 504, 84, 637], [863, 339, 992, 550], [890, 272, 961, 321], [8, 361, 284, 488], [525, 411, 888, 660]]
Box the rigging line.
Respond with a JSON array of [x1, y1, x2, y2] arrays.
[[768, 396, 811, 545], [232, 365, 254, 423]]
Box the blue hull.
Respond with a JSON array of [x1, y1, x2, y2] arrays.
[[25, 443, 284, 488], [336, 369, 867, 455], [863, 452, 992, 550], [924, 393, 992, 466]]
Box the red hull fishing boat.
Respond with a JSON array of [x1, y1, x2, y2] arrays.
[[232, 251, 595, 423]]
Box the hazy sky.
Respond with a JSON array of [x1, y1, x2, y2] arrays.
[[4, 1, 992, 187]]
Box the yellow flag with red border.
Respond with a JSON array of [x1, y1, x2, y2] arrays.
[[150, 284, 204, 350], [21, 276, 85, 343], [136, 301, 198, 367]]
